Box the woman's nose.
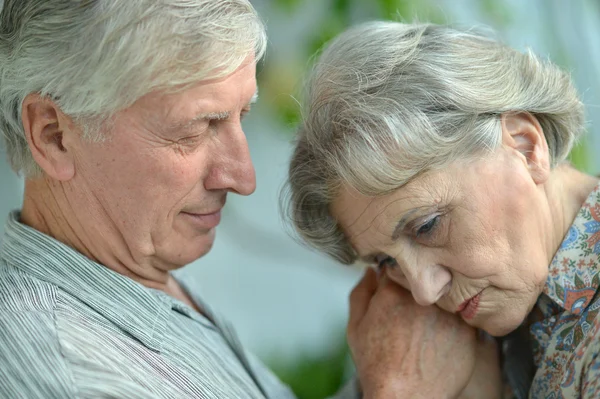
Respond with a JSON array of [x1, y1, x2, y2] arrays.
[[387, 263, 452, 306]]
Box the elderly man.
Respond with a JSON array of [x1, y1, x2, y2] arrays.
[[0, 1, 481, 398]]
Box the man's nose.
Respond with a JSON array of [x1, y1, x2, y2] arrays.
[[205, 124, 256, 196]]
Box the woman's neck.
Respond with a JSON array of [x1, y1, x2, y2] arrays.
[[544, 163, 599, 261]]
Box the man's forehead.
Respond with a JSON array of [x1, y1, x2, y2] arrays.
[[135, 69, 257, 126], [141, 58, 258, 108]]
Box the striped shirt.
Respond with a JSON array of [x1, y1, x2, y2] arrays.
[[0, 211, 359, 398]]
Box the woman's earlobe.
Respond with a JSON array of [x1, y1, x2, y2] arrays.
[[22, 94, 76, 181]]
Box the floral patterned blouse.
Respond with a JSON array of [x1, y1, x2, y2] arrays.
[[504, 182, 600, 398]]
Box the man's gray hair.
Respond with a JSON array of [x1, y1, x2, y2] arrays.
[[284, 21, 584, 264], [0, 0, 266, 176]]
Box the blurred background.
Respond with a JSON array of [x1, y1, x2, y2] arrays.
[[1, 0, 599, 397]]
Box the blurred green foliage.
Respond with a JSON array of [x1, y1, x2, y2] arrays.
[[477, 0, 513, 27], [267, 338, 351, 399], [569, 140, 590, 171], [537, 4, 590, 172], [377, 0, 444, 22], [262, 0, 444, 129], [273, 0, 303, 13]]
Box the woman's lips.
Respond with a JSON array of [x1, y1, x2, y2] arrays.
[[457, 292, 482, 320]]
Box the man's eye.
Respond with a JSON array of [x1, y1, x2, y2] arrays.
[[416, 215, 439, 237], [177, 135, 201, 144]]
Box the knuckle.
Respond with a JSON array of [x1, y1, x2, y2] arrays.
[[346, 327, 357, 345], [349, 286, 361, 303]]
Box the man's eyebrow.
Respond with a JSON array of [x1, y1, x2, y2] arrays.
[[166, 112, 227, 135], [166, 89, 258, 134]]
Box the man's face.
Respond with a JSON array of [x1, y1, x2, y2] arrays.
[[69, 59, 257, 271]]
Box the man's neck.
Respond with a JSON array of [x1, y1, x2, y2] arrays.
[[21, 178, 97, 260], [20, 178, 184, 298]]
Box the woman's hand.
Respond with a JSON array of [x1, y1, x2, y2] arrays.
[[348, 269, 477, 399]]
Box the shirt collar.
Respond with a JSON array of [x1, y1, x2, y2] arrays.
[[542, 183, 600, 316], [0, 211, 172, 352]]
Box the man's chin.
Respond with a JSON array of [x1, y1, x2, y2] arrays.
[[160, 231, 216, 268]]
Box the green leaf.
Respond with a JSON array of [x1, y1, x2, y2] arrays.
[[376, 0, 445, 23], [278, 99, 302, 127], [333, 0, 351, 18], [556, 283, 565, 302], [306, 15, 346, 59], [569, 137, 590, 172], [268, 336, 351, 399], [559, 325, 573, 340], [377, 0, 413, 20], [273, 0, 304, 14], [477, 0, 513, 28]]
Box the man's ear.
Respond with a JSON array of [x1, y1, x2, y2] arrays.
[[501, 112, 550, 184], [21, 94, 77, 181]]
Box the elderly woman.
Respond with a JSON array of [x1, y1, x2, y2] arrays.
[[286, 21, 600, 398]]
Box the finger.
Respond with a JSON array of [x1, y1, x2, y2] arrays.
[[377, 273, 410, 297], [348, 268, 378, 330], [372, 274, 415, 311]]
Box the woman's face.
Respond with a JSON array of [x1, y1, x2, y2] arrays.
[[331, 145, 553, 336]]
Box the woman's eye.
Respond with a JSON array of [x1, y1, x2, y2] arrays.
[[416, 215, 439, 237]]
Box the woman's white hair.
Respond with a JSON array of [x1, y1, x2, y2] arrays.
[[0, 0, 266, 176], [284, 21, 584, 264]]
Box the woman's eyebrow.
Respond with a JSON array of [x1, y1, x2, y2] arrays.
[[391, 208, 419, 241], [390, 203, 441, 241], [355, 204, 438, 262], [356, 208, 418, 263]]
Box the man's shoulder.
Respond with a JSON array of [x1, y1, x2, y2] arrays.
[[0, 264, 77, 398], [0, 259, 58, 313], [0, 260, 63, 354]]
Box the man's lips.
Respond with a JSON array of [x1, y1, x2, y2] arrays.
[[181, 209, 222, 229], [457, 291, 482, 320]]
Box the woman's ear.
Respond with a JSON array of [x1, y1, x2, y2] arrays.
[[501, 112, 550, 184], [21, 94, 77, 181]]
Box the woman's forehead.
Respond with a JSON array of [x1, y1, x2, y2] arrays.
[[332, 177, 441, 235]]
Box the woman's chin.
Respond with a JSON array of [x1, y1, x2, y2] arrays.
[[482, 324, 519, 337], [478, 311, 529, 337]]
